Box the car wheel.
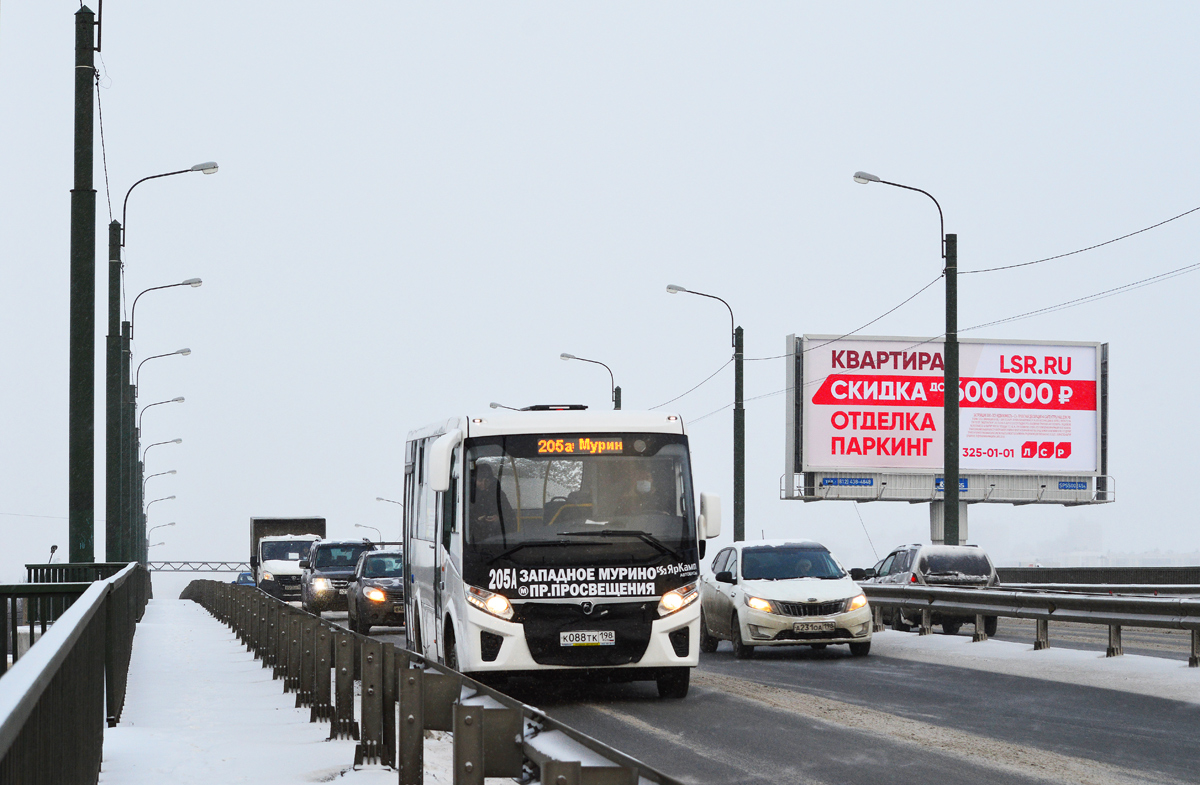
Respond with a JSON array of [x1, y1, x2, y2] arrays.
[[656, 667, 690, 699], [891, 611, 911, 632], [731, 613, 754, 659], [984, 616, 998, 637], [698, 611, 719, 653], [849, 641, 871, 657], [942, 621, 962, 635]]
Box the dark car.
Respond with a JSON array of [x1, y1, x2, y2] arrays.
[[347, 550, 404, 635], [857, 543, 999, 636], [233, 571, 255, 586], [300, 539, 376, 614]]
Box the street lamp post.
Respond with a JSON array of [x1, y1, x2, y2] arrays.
[[135, 349, 190, 392], [139, 397, 184, 430], [376, 497, 404, 541], [141, 441, 181, 565], [666, 285, 744, 542], [853, 171, 961, 545], [107, 162, 215, 564], [143, 495, 176, 566], [560, 354, 620, 410], [355, 523, 382, 542], [148, 521, 175, 538], [143, 469, 176, 496]]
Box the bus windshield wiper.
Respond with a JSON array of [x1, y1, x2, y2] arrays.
[[486, 539, 594, 564], [557, 530, 682, 561]]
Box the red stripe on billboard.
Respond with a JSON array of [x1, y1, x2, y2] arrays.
[[811, 375, 1096, 411]]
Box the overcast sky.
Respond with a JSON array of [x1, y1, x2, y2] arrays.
[[2, 3, 1198, 583]]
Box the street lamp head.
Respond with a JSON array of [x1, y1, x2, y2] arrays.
[[149, 542, 166, 548], [167, 470, 177, 475], [560, 353, 576, 361], [175, 348, 192, 356], [165, 495, 176, 501], [853, 171, 881, 185], [170, 438, 183, 444], [665, 284, 687, 294], [170, 397, 185, 403], [190, 161, 219, 175], [182, 278, 203, 287]]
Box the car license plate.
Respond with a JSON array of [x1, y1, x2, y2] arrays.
[[338, 589, 347, 595], [560, 630, 615, 647], [392, 604, 403, 613], [794, 621, 836, 633]]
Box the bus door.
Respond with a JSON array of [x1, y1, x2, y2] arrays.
[[409, 438, 440, 657], [434, 446, 462, 663]]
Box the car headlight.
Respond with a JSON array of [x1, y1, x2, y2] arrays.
[[312, 578, 332, 592], [261, 572, 274, 582], [745, 596, 775, 614], [657, 582, 699, 616], [846, 594, 868, 612], [365, 587, 386, 603], [467, 585, 513, 620]]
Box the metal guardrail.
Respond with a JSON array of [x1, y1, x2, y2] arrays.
[[0, 563, 153, 785], [148, 561, 250, 573], [182, 579, 681, 785], [1003, 583, 1200, 596], [25, 562, 128, 584], [862, 583, 1200, 666], [2, 583, 92, 672], [997, 566, 1200, 585]]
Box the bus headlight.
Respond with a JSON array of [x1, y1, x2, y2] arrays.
[[312, 578, 332, 593], [745, 596, 775, 614], [657, 582, 698, 617], [467, 585, 513, 621], [365, 587, 387, 603], [846, 593, 868, 612]]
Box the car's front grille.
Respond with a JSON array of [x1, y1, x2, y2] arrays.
[[276, 575, 301, 586], [775, 599, 845, 617], [330, 579, 350, 590], [772, 628, 845, 641]]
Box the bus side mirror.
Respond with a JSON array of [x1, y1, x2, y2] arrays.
[[429, 429, 463, 493], [699, 492, 721, 539]]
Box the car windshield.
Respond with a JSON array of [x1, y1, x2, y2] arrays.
[[362, 554, 403, 578], [741, 547, 844, 580], [919, 550, 991, 577], [314, 544, 373, 569], [260, 541, 308, 561], [464, 433, 696, 567]]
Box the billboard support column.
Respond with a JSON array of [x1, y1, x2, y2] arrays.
[[943, 233, 960, 545], [930, 501, 967, 545]]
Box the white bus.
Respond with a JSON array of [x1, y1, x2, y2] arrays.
[[402, 406, 720, 698]]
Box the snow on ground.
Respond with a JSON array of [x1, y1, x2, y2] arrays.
[[100, 598, 452, 785], [871, 627, 1200, 705]]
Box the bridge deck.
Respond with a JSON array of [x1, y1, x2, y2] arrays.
[[99, 599, 441, 784]]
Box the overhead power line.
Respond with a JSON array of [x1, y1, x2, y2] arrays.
[[962, 205, 1200, 275]]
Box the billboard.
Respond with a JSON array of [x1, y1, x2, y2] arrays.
[[783, 335, 1110, 504]]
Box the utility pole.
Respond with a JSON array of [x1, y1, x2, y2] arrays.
[[943, 234, 960, 545], [69, 7, 97, 563], [733, 326, 745, 542], [106, 221, 123, 561]]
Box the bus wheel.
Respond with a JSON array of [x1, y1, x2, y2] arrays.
[[657, 667, 690, 699], [443, 621, 458, 671]]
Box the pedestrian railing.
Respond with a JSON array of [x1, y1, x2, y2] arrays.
[[182, 579, 682, 785], [862, 583, 1200, 666], [0, 563, 152, 785]]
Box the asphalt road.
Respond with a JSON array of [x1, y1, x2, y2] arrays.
[[319, 611, 1199, 784]]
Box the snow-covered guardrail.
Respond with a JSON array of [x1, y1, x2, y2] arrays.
[[861, 583, 1200, 666], [0, 562, 152, 785], [182, 579, 681, 785]]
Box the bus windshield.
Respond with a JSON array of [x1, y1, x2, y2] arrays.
[[464, 433, 696, 567]]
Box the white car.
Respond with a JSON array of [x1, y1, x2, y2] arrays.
[[698, 539, 872, 658]]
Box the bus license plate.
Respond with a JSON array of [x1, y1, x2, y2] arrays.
[[560, 631, 615, 647], [794, 621, 835, 633]]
